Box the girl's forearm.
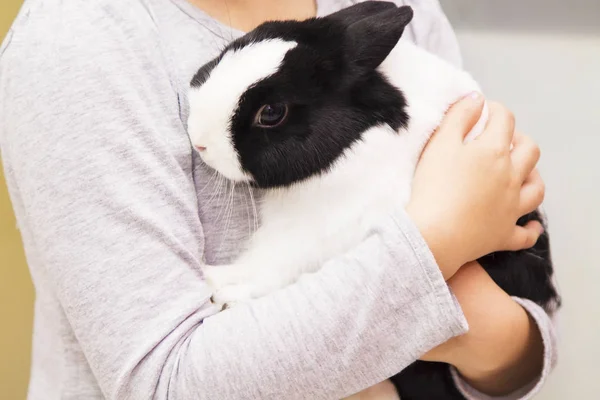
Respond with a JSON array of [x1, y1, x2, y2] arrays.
[[455, 304, 544, 395], [422, 262, 545, 396]]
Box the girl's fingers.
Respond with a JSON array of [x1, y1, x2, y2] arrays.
[[511, 132, 541, 182], [504, 220, 544, 251], [480, 101, 516, 148], [519, 169, 545, 216], [433, 92, 486, 144]]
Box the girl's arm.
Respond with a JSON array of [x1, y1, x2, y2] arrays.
[[425, 262, 557, 399], [1, 2, 469, 399], [402, 1, 559, 398]]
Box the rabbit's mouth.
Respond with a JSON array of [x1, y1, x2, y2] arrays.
[[194, 143, 253, 184]]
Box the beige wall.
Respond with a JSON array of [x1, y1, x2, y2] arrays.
[[1, 2, 31, 400]]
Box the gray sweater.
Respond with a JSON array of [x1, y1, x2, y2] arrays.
[[0, 0, 557, 399]]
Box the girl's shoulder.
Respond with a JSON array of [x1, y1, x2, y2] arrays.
[[1, 0, 164, 69]]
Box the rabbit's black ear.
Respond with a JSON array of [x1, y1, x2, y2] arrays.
[[326, 1, 398, 26], [347, 5, 414, 71]]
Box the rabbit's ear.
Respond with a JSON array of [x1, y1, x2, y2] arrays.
[[346, 6, 414, 71], [326, 1, 398, 26]]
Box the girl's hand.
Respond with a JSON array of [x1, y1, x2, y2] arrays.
[[420, 262, 544, 395], [406, 94, 545, 279]]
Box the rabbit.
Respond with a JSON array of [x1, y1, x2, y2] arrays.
[[187, 2, 560, 399]]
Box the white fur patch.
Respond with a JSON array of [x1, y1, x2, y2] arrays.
[[188, 39, 298, 182], [378, 38, 487, 152]]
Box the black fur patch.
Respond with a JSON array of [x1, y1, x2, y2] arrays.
[[224, 9, 412, 188], [230, 43, 408, 187], [391, 361, 466, 400], [479, 211, 560, 310]]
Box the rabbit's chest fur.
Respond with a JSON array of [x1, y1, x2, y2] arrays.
[[207, 125, 417, 302], [255, 124, 415, 265]]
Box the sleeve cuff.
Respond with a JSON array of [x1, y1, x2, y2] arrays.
[[450, 298, 558, 400], [390, 208, 469, 338]]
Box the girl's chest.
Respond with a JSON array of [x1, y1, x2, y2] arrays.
[[154, 10, 257, 264]]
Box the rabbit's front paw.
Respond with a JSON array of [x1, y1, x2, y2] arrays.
[[203, 264, 247, 290], [211, 283, 254, 309]]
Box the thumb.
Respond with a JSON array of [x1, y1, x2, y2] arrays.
[[504, 220, 544, 251], [433, 92, 486, 144]]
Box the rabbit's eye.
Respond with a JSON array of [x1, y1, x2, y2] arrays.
[[254, 103, 288, 128]]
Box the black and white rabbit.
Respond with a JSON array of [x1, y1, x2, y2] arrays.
[[187, 2, 559, 399]]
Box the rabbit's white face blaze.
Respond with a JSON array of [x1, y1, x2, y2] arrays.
[[188, 4, 416, 189], [188, 39, 297, 183]]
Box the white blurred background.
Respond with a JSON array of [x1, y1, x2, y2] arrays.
[[439, 0, 600, 398]]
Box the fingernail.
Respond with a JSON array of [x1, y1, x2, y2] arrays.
[[468, 91, 481, 100]]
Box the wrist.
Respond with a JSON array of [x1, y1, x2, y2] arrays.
[[406, 203, 462, 280]]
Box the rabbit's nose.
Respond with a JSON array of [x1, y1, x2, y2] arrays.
[[195, 145, 207, 152]]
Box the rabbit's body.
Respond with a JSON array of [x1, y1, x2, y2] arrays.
[[187, 2, 558, 399], [195, 38, 487, 302]]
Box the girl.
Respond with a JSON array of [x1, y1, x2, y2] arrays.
[[0, 0, 555, 398]]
